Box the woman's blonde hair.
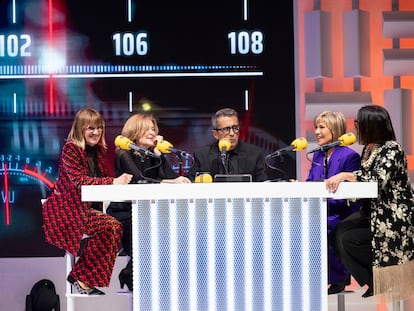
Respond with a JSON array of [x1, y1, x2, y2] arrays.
[[314, 111, 346, 141], [67, 107, 106, 149], [121, 113, 159, 145]]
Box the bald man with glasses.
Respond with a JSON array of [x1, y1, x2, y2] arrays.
[[187, 108, 267, 182]]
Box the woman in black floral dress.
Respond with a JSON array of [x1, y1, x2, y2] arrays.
[[325, 105, 414, 302]]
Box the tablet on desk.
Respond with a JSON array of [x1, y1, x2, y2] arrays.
[[213, 174, 252, 183]]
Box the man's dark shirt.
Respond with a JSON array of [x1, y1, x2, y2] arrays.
[[187, 141, 267, 182]]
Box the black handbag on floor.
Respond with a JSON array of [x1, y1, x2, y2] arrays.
[[25, 279, 60, 311]]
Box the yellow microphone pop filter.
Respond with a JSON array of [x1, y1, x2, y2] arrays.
[[339, 132, 356, 146], [291, 137, 307, 151], [114, 135, 132, 150], [195, 173, 213, 183], [157, 139, 173, 154], [218, 139, 231, 151]]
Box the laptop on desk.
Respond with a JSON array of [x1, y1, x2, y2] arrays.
[[213, 174, 252, 183]]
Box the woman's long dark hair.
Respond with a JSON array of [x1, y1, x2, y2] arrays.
[[356, 105, 396, 145]]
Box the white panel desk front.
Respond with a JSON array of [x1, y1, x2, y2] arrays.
[[82, 182, 377, 311]]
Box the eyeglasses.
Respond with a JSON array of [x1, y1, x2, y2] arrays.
[[85, 125, 104, 132], [353, 120, 359, 129], [214, 125, 240, 135]]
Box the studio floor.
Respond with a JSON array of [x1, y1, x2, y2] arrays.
[[327, 281, 413, 311], [0, 256, 412, 311]]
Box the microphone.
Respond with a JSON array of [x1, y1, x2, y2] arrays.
[[156, 139, 192, 158], [218, 138, 231, 174], [194, 173, 213, 183], [267, 137, 307, 158], [218, 138, 231, 159], [114, 135, 160, 158], [307, 132, 356, 154]]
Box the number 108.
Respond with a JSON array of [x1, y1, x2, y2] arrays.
[[228, 31, 264, 55]]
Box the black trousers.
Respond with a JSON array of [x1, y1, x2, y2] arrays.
[[333, 210, 373, 288]]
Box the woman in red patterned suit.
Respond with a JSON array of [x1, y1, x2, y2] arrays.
[[42, 108, 132, 295]]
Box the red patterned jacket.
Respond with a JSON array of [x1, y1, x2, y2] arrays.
[[42, 140, 113, 254]]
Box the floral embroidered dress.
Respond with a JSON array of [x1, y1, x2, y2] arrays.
[[354, 140, 414, 302]]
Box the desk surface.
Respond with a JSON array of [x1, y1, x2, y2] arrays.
[[82, 181, 377, 201]]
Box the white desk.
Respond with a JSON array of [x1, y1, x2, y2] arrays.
[[82, 182, 377, 311]]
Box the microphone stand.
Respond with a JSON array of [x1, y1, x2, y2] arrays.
[[220, 154, 229, 175], [323, 150, 329, 179], [264, 153, 287, 182], [176, 154, 185, 176]]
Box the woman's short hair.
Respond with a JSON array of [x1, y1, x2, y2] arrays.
[[121, 113, 159, 144], [356, 105, 396, 145], [67, 107, 106, 149], [314, 111, 347, 141]]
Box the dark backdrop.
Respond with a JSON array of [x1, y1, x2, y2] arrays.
[[0, 0, 294, 257]]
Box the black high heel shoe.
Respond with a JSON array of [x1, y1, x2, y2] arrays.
[[362, 286, 373, 298], [67, 275, 105, 295], [119, 268, 133, 291], [328, 274, 351, 295]]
